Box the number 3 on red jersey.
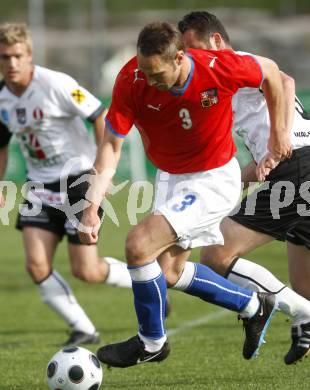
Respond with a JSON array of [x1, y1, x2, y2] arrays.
[[179, 108, 192, 130]]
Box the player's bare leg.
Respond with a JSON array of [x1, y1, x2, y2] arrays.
[[285, 243, 310, 364], [158, 245, 191, 287], [200, 217, 273, 276], [23, 227, 98, 346], [23, 227, 59, 282], [97, 214, 275, 367], [287, 243, 310, 299], [200, 218, 310, 364], [125, 213, 178, 266], [68, 243, 131, 287]]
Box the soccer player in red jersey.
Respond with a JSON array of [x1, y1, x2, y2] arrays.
[[178, 10, 310, 364], [79, 22, 291, 367]]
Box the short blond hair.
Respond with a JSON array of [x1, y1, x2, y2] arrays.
[[0, 23, 33, 53]]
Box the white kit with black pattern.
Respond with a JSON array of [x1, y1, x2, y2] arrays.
[[0, 65, 103, 182]]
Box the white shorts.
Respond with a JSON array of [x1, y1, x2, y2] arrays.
[[153, 158, 241, 249]]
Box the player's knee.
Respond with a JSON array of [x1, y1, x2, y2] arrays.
[[125, 229, 149, 264], [25, 255, 50, 281]]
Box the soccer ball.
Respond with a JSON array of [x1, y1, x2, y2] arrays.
[[46, 346, 103, 390]]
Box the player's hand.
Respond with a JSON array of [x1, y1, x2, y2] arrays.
[[0, 194, 5, 208], [267, 134, 292, 161], [256, 152, 279, 181], [78, 205, 101, 244]]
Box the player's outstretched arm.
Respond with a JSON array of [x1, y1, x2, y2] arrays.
[[0, 145, 9, 207], [92, 109, 108, 146], [255, 55, 292, 161], [78, 128, 124, 244], [280, 71, 295, 140]]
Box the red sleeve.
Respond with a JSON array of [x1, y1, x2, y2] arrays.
[[231, 52, 263, 89], [105, 67, 135, 138], [205, 50, 263, 95]]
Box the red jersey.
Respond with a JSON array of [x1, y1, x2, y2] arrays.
[[106, 49, 262, 173]]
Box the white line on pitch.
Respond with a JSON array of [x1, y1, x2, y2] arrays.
[[167, 309, 231, 337]]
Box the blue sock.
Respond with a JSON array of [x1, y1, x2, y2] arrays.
[[175, 262, 253, 312], [128, 261, 166, 340]]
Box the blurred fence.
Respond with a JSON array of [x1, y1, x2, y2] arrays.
[[2, 3, 310, 95]]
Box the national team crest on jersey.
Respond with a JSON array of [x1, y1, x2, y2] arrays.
[[16, 108, 27, 124], [200, 89, 218, 108], [71, 89, 85, 104]]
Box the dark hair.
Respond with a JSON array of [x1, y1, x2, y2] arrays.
[[178, 11, 230, 45], [137, 22, 184, 61]]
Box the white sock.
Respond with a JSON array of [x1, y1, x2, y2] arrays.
[[228, 258, 310, 324], [227, 258, 285, 293], [239, 292, 260, 318], [38, 270, 96, 334], [277, 288, 310, 326], [172, 262, 195, 290], [138, 333, 167, 352], [104, 257, 132, 288]]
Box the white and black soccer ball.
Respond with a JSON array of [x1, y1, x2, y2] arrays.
[[46, 346, 103, 390]]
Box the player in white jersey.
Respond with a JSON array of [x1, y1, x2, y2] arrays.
[[178, 11, 310, 364], [0, 23, 132, 346]]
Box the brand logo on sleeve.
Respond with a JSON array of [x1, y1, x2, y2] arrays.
[[71, 89, 85, 104], [200, 88, 218, 108]]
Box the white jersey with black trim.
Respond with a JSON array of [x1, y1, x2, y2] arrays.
[[233, 51, 310, 163], [0, 65, 103, 182]]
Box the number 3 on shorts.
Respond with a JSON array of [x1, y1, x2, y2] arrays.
[[172, 194, 197, 212]]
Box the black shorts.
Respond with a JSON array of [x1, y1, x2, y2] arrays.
[[230, 146, 310, 248], [16, 172, 103, 245]]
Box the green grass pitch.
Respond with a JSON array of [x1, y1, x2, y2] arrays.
[[0, 187, 309, 389]]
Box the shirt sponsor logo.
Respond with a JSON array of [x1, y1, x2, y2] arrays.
[[71, 89, 85, 104], [294, 131, 310, 137], [200, 88, 218, 108], [0, 108, 9, 124], [16, 108, 27, 124], [21, 133, 46, 160]]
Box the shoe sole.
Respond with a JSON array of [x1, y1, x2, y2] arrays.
[[251, 303, 277, 359]]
